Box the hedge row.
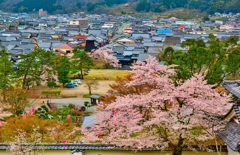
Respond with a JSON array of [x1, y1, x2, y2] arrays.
[[41, 90, 61, 95]]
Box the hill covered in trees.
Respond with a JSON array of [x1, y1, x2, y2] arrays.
[[0, 0, 239, 14], [134, 0, 240, 14]]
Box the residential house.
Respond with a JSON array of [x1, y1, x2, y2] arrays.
[[157, 28, 171, 34], [88, 29, 102, 36], [131, 32, 150, 40], [164, 36, 181, 47], [69, 18, 89, 29], [52, 43, 75, 54], [39, 42, 52, 51], [75, 35, 87, 41], [117, 38, 135, 45]]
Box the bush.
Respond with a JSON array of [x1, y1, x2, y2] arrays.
[[84, 101, 90, 107], [83, 94, 91, 98], [83, 111, 93, 115], [47, 80, 57, 88], [41, 90, 61, 95]]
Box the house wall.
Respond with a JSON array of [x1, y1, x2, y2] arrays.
[[53, 48, 73, 53], [117, 41, 135, 44], [0, 150, 228, 155], [79, 19, 89, 29], [0, 150, 72, 155], [69, 19, 88, 28], [227, 146, 240, 155], [70, 20, 80, 26], [84, 150, 227, 155]]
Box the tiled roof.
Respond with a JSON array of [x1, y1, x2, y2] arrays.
[[165, 36, 181, 45], [0, 143, 227, 151], [76, 35, 87, 39], [0, 144, 114, 150], [52, 43, 75, 49], [233, 102, 240, 122], [222, 80, 240, 98], [218, 120, 240, 151]]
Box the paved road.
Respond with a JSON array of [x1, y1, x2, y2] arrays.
[[110, 22, 132, 42], [50, 98, 90, 106], [50, 98, 94, 112]]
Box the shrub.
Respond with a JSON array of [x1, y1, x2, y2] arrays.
[[41, 90, 61, 95], [83, 94, 100, 98], [83, 94, 91, 98], [83, 111, 93, 115], [47, 80, 57, 88], [84, 101, 90, 107]]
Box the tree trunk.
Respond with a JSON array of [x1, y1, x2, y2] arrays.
[[172, 137, 184, 155], [80, 69, 84, 79], [2, 88, 6, 102], [172, 147, 183, 155], [88, 86, 91, 95], [22, 75, 27, 89]]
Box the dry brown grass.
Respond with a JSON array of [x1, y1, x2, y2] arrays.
[[84, 69, 130, 80]]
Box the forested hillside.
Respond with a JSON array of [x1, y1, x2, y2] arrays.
[[0, 0, 239, 14], [134, 0, 240, 14]]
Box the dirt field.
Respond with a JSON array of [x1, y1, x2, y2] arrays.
[[25, 80, 116, 106], [59, 80, 115, 97]]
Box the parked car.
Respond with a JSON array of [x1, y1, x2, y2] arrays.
[[72, 79, 82, 85], [70, 80, 79, 87], [64, 83, 75, 88]]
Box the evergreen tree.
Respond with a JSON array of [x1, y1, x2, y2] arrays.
[[71, 46, 94, 79], [55, 56, 71, 86], [0, 47, 15, 100], [16, 48, 56, 89]]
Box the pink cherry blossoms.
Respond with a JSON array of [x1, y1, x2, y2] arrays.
[[91, 48, 121, 68], [82, 56, 232, 154]]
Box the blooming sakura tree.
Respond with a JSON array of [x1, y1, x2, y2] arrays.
[[82, 56, 232, 155], [47, 123, 82, 143], [91, 48, 121, 68], [9, 128, 43, 155]]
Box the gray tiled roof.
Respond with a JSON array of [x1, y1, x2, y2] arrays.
[[223, 80, 240, 98], [0, 144, 115, 150], [82, 115, 95, 128], [137, 53, 150, 62], [218, 120, 240, 151], [233, 102, 240, 122], [0, 143, 227, 152]]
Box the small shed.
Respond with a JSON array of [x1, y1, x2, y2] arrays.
[[90, 94, 100, 105]]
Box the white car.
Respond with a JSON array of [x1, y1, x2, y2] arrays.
[[72, 79, 82, 85], [70, 81, 78, 87]]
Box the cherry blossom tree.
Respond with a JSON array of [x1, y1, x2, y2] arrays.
[[82, 56, 232, 155], [9, 128, 43, 155], [91, 48, 121, 68]]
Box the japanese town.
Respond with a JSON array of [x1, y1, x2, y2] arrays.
[[0, 0, 240, 155]]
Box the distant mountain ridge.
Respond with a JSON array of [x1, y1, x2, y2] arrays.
[[0, 0, 239, 14]]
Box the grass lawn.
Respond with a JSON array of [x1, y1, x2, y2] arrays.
[[84, 69, 130, 80]]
